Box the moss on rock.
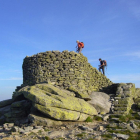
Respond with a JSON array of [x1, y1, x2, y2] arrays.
[[12, 84, 97, 121]]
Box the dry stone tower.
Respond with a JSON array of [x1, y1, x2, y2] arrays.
[[22, 50, 113, 95]]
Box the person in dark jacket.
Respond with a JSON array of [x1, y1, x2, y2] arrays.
[[98, 58, 105, 75]]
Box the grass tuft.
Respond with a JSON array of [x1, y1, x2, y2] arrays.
[[93, 116, 102, 121], [85, 116, 93, 122], [44, 136, 51, 140]]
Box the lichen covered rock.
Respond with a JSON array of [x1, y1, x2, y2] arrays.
[[0, 99, 14, 108], [28, 114, 62, 126], [13, 84, 97, 121]]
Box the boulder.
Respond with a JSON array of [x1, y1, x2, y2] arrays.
[[113, 133, 129, 140], [13, 84, 97, 121], [68, 86, 91, 101], [0, 99, 13, 108], [0, 100, 31, 124], [0, 105, 11, 116], [0, 105, 11, 124], [28, 114, 62, 126], [87, 92, 111, 114], [0, 116, 5, 125]]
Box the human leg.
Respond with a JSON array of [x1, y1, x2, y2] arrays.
[[99, 67, 101, 72], [102, 66, 105, 75], [79, 47, 82, 53], [77, 47, 80, 53]]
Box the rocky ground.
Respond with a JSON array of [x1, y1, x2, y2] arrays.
[[1, 83, 140, 140], [0, 121, 111, 140], [1, 113, 140, 140]]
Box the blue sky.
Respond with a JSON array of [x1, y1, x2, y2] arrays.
[[0, 0, 140, 101]]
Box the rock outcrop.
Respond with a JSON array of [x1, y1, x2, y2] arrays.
[[1, 50, 140, 140], [0, 84, 98, 124], [15, 84, 98, 121]]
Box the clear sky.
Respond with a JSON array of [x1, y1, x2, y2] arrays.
[[0, 0, 140, 101]]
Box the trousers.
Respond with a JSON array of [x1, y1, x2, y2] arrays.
[[77, 47, 82, 53], [99, 66, 105, 75]]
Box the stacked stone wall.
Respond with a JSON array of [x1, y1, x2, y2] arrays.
[[22, 50, 112, 94], [111, 83, 136, 115]]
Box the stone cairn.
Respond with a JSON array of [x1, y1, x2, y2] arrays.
[[21, 50, 113, 94]]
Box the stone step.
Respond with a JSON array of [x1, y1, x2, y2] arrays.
[[107, 114, 123, 118], [109, 118, 120, 123], [114, 104, 127, 107], [113, 111, 125, 114], [114, 107, 127, 111], [108, 94, 116, 97]]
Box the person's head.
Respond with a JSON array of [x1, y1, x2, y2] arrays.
[[99, 58, 102, 61], [76, 40, 79, 43]]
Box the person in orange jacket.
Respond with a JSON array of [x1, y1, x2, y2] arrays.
[[76, 40, 84, 53]]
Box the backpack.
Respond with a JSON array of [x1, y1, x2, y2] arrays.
[[81, 42, 84, 48], [103, 60, 107, 66]]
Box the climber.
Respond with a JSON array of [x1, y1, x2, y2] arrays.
[[98, 58, 105, 75], [76, 40, 84, 53]]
